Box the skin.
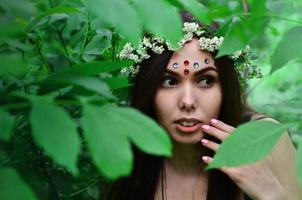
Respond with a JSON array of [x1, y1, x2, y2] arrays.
[[153, 39, 302, 200]]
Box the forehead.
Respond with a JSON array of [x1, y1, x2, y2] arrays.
[[166, 39, 216, 73]]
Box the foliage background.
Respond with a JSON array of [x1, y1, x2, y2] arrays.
[[0, 0, 301, 199]]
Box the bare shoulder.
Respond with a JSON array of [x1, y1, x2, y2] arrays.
[[251, 114, 302, 199]]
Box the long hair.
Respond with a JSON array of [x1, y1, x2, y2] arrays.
[[106, 14, 253, 200]]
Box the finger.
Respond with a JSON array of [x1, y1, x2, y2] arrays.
[[210, 119, 235, 133], [202, 125, 229, 141], [201, 139, 219, 151], [202, 156, 213, 164]]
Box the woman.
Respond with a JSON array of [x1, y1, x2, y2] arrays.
[[106, 14, 301, 200]]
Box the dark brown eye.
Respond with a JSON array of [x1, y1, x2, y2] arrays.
[[198, 75, 215, 87], [161, 76, 177, 87]]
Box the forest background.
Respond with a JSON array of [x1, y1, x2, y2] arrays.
[[0, 0, 302, 199]]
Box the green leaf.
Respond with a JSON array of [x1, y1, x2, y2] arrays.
[[83, 0, 142, 46], [0, 167, 38, 200], [176, 0, 211, 24], [217, 19, 249, 57], [109, 106, 172, 156], [216, 17, 234, 37], [103, 77, 132, 90], [63, 60, 133, 75], [248, 0, 268, 17], [217, 17, 268, 57], [206, 121, 289, 169], [82, 35, 112, 55], [0, 24, 24, 40], [82, 105, 172, 179], [26, 6, 81, 31], [47, 74, 113, 99], [0, 54, 28, 77], [0, 110, 15, 141], [82, 104, 132, 179], [274, 99, 302, 114], [0, 0, 37, 18], [132, 0, 183, 47], [30, 103, 80, 175], [271, 26, 302, 74]]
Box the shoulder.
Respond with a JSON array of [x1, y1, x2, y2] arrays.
[[250, 113, 277, 122], [250, 113, 302, 199]]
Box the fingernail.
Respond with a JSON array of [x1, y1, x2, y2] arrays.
[[202, 125, 210, 130], [202, 156, 208, 161], [211, 119, 218, 124], [201, 139, 208, 144]]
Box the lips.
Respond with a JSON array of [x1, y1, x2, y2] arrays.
[[174, 117, 203, 133], [175, 123, 202, 133], [174, 118, 202, 124]]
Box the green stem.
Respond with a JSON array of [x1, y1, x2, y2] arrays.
[[79, 13, 92, 59], [54, 24, 72, 66], [48, 0, 72, 66], [241, 0, 249, 12], [36, 42, 53, 74], [65, 180, 99, 198], [268, 14, 302, 25], [30, 140, 63, 200], [112, 32, 117, 61]]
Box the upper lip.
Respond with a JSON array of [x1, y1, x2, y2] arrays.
[[174, 118, 203, 123]]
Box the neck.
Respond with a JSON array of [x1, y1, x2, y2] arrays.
[[164, 141, 208, 176]]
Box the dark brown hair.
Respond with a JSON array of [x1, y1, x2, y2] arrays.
[[106, 13, 253, 200]]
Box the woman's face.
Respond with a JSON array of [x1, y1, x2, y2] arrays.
[[154, 39, 222, 144]]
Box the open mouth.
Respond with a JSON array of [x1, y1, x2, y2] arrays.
[[177, 121, 199, 127], [175, 122, 202, 133]]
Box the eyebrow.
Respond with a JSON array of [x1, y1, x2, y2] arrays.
[[164, 66, 218, 77]]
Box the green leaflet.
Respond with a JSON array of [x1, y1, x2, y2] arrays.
[[0, 110, 15, 141], [207, 121, 289, 169], [82, 104, 172, 179], [26, 6, 81, 31], [271, 26, 302, 74], [217, 16, 268, 57], [64, 60, 133, 75], [30, 103, 81, 175], [83, 0, 142, 47], [176, 0, 211, 24], [0, 167, 38, 200], [132, 0, 183, 47]]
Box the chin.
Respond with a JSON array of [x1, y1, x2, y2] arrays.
[[169, 129, 205, 145]]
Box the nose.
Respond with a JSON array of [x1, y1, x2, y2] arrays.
[[178, 85, 197, 112]]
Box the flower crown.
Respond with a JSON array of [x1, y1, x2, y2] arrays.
[[117, 22, 262, 89]]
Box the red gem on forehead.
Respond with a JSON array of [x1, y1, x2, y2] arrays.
[[184, 60, 189, 66], [184, 69, 189, 75]]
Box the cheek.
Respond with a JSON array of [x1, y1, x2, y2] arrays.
[[198, 86, 222, 116], [211, 87, 222, 115], [154, 90, 174, 124]]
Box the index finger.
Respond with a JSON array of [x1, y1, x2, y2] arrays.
[[210, 119, 235, 133]]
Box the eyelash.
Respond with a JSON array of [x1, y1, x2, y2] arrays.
[[161, 75, 216, 88]]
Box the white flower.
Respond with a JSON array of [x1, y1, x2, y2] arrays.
[[196, 30, 205, 36], [128, 54, 140, 63], [231, 50, 242, 59], [198, 36, 224, 52], [120, 67, 130, 77], [183, 22, 199, 33], [152, 44, 164, 54], [153, 36, 164, 43], [118, 43, 134, 59], [142, 37, 152, 48]]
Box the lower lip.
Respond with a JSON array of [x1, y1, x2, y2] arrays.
[[175, 123, 202, 133]]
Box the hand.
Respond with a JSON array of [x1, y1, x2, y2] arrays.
[[200, 119, 286, 200]]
